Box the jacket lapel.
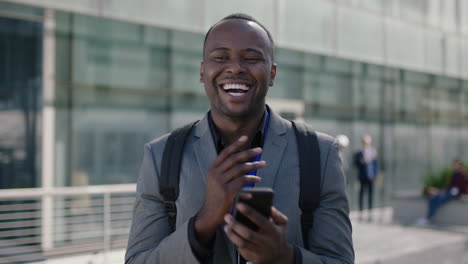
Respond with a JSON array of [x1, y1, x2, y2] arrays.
[[192, 115, 217, 185], [256, 110, 288, 189], [214, 228, 238, 264], [192, 115, 239, 264]]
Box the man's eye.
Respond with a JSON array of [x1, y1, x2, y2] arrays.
[[215, 56, 228, 61], [245, 57, 261, 62]]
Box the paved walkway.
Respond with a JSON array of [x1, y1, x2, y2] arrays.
[[41, 208, 468, 264], [43, 250, 126, 264], [351, 207, 468, 264]]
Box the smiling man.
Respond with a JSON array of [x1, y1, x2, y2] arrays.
[[125, 14, 354, 264]]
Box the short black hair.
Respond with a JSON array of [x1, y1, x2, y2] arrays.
[[202, 13, 275, 60]]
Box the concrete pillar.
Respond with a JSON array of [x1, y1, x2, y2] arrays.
[[41, 8, 55, 251]]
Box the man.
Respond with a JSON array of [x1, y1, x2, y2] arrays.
[[336, 134, 350, 173], [417, 159, 468, 225], [125, 13, 354, 264], [354, 135, 379, 216]]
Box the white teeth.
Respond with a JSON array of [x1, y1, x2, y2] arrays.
[[228, 92, 245, 97], [223, 84, 249, 91]]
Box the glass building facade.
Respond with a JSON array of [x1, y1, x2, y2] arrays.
[[1, 0, 468, 210], [0, 3, 43, 189]]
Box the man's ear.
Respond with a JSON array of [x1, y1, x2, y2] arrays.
[[269, 63, 277, 86], [200, 61, 204, 83]]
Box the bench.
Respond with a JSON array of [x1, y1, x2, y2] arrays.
[[392, 191, 468, 226]]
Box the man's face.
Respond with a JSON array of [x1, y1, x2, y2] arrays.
[[200, 19, 276, 119], [362, 135, 372, 147]]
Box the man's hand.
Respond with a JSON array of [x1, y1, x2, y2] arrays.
[[194, 136, 266, 246], [224, 205, 294, 264]]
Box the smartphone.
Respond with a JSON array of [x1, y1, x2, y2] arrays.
[[234, 187, 274, 231]]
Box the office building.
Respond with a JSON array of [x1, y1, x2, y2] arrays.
[[0, 0, 467, 262]]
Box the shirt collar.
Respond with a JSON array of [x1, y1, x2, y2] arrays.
[[207, 108, 268, 153]]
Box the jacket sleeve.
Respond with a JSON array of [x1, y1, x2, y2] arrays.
[[298, 139, 355, 264], [125, 143, 200, 264]]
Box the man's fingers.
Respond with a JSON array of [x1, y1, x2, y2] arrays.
[[223, 160, 266, 182], [236, 203, 270, 230], [270, 207, 288, 225], [224, 214, 260, 250], [238, 192, 252, 200], [224, 214, 259, 243], [212, 136, 250, 167], [227, 175, 262, 193], [218, 148, 263, 172], [224, 220, 252, 249]]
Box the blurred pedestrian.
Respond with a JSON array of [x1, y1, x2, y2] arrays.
[[416, 159, 468, 225], [336, 134, 350, 174], [354, 134, 379, 218]]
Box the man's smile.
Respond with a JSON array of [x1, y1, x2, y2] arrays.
[[221, 83, 251, 97]]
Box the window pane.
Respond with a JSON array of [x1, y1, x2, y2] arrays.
[[433, 88, 461, 125], [440, 0, 458, 32], [304, 57, 353, 120], [462, 0, 468, 34], [400, 80, 429, 121], [55, 13, 175, 185], [461, 37, 468, 79], [0, 1, 43, 17], [386, 20, 425, 69], [426, 0, 440, 27], [204, 0, 275, 35], [444, 36, 460, 76], [464, 81, 468, 118], [324, 57, 353, 75], [383, 0, 399, 17], [433, 77, 461, 124], [102, 0, 203, 31], [336, 0, 383, 12], [316, 74, 350, 105], [273, 48, 304, 99], [357, 0, 383, 12], [278, 0, 335, 53], [399, 0, 427, 23], [393, 125, 431, 190], [361, 78, 383, 117], [72, 109, 163, 185], [170, 31, 203, 93], [13, 0, 98, 14], [56, 14, 171, 91], [0, 17, 42, 189], [337, 7, 383, 61], [425, 29, 443, 73]]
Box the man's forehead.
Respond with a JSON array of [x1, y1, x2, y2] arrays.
[[206, 19, 270, 45], [213, 19, 262, 31]]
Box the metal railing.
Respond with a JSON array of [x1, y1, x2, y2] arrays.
[[0, 184, 136, 263]]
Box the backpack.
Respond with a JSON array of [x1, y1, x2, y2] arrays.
[[159, 120, 321, 249]]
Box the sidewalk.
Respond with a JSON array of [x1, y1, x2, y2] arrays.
[[351, 207, 468, 264], [41, 208, 468, 264], [42, 250, 126, 264]]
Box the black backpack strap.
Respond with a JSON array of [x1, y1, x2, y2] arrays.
[[160, 121, 198, 233], [291, 121, 321, 249]]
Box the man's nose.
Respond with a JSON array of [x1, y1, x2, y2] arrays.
[[225, 58, 245, 74]]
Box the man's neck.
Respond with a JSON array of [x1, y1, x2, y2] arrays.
[[211, 108, 266, 146]]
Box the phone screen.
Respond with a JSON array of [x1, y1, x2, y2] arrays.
[[234, 187, 274, 231]]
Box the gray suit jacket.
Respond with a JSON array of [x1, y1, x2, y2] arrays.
[[125, 110, 354, 264]]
